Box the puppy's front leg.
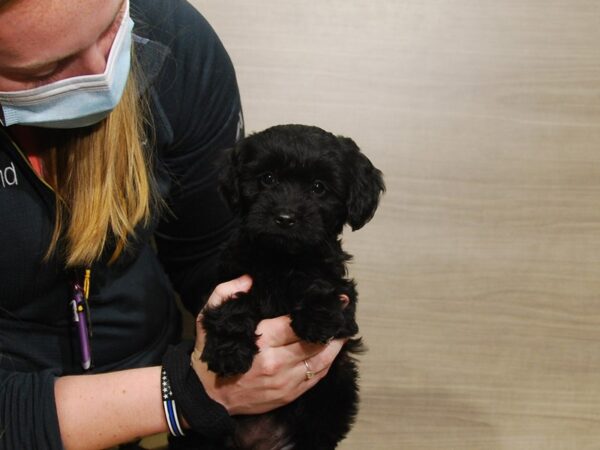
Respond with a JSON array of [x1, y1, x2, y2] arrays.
[[290, 280, 358, 344], [200, 293, 260, 377]]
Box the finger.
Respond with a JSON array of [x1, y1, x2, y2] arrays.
[[301, 338, 345, 375], [255, 316, 300, 348], [339, 294, 350, 308], [195, 319, 207, 348], [274, 340, 327, 365], [195, 276, 253, 356], [204, 275, 253, 311], [285, 341, 345, 399], [282, 339, 345, 395]]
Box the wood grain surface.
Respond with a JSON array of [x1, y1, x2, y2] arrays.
[[179, 1, 600, 449]]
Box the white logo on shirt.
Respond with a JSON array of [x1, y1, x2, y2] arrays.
[[0, 162, 18, 188]]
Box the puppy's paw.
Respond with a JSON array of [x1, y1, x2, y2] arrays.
[[201, 336, 258, 377], [290, 280, 351, 343], [199, 296, 260, 377], [290, 305, 345, 344]]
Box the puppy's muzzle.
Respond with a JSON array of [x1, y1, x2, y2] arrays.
[[274, 212, 297, 229]]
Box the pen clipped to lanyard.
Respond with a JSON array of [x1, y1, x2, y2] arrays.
[[70, 269, 93, 371]]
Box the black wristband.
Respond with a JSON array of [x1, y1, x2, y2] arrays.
[[162, 341, 235, 439]]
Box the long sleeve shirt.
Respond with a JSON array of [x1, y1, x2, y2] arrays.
[[0, 0, 242, 448]]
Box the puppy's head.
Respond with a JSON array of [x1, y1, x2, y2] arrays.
[[220, 124, 385, 251]]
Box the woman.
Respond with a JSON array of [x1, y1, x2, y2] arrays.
[[0, 0, 344, 448]]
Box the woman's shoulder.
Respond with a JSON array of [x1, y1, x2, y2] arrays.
[[131, 0, 220, 51], [129, 0, 239, 149]]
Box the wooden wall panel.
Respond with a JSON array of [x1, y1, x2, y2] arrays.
[[187, 1, 600, 448]]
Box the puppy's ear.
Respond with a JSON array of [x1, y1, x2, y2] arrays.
[[339, 137, 385, 231], [218, 145, 242, 210]]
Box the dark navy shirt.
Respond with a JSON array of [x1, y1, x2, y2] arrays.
[[0, 1, 242, 448]]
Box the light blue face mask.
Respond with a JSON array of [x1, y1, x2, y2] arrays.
[[0, 2, 133, 129]]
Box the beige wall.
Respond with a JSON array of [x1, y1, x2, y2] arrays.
[[188, 1, 600, 449]]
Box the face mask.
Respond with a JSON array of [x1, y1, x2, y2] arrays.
[[0, 1, 133, 129]]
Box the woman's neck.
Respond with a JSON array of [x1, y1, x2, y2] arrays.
[[6, 125, 53, 155], [6, 125, 56, 180]]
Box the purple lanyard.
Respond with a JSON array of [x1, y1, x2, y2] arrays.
[[70, 270, 92, 370]]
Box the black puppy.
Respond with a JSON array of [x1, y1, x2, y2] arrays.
[[201, 124, 385, 449]]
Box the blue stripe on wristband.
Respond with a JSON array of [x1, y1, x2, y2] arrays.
[[163, 400, 177, 436], [161, 366, 185, 437], [171, 399, 186, 437], [166, 399, 185, 436]]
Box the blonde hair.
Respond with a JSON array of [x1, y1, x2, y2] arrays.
[[46, 63, 160, 268]]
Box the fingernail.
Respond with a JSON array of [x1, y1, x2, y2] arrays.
[[238, 275, 252, 290]]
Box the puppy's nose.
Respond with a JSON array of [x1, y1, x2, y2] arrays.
[[274, 212, 296, 228]]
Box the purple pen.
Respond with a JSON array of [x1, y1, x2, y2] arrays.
[[70, 283, 92, 370]]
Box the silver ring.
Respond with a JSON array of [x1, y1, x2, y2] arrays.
[[304, 359, 315, 380]]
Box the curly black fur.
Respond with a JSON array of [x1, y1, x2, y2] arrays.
[[198, 124, 385, 450]]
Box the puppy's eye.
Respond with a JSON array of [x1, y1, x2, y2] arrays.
[[311, 180, 326, 195], [260, 172, 277, 187]]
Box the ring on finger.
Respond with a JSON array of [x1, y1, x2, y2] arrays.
[[304, 359, 315, 381]]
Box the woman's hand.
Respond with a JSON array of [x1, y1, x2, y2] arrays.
[[191, 275, 345, 415]]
